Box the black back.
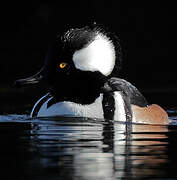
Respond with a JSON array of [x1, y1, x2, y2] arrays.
[[102, 78, 148, 107], [101, 77, 148, 121]]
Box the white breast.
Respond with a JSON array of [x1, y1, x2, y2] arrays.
[[30, 92, 127, 121], [113, 91, 126, 122], [34, 94, 104, 118]]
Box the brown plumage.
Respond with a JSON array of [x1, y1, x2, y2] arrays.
[[132, 104, 169, 125]]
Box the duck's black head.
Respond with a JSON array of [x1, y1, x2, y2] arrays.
[[15, 25, 122, 104]]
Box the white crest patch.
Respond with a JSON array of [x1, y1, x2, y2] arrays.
[[72, 33, 116, 76]]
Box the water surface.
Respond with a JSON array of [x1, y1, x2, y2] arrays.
[[0, 111, 177, 180]]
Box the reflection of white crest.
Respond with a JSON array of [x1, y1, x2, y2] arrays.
[[72, 33, 116, 76]]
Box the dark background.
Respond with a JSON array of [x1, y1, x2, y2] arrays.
[[0, 1, 177, 112]]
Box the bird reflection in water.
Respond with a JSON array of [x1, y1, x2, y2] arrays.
[[31, 117, 169, 179]]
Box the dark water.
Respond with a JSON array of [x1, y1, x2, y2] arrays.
[[1, 89, 177, 179], [0, 113, 177, 180]]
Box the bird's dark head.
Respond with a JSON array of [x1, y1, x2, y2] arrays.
[[14, 25, 122, 103]]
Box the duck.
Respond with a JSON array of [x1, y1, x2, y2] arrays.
[[14, 25, 169, 124]]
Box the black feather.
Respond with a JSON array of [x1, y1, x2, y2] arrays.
[[102, 78, 148, 107]]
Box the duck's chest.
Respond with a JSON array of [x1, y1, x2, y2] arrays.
[[30, 92, 127, 121], [31, 93, 104, 118]]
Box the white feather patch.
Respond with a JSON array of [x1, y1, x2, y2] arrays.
[[114, 91, 126, 122], [72, 34, 115, 76], [35, 94, 104, 118]]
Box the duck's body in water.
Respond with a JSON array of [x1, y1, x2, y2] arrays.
[[15, 25, 169, 124]]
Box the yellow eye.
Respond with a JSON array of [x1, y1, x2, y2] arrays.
[[59, 63, 67, 69]]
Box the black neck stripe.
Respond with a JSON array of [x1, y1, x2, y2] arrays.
[[31, 93, 51, 117], [102, 92, 115, 120], [102, 91, 133, 122]]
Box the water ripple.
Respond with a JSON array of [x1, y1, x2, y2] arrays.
[[0, 112, 177, 179]]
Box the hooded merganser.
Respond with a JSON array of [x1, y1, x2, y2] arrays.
[[15, 25, 169, 124]]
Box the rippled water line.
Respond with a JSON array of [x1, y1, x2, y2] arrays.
[[0, 112, 176, 179]]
